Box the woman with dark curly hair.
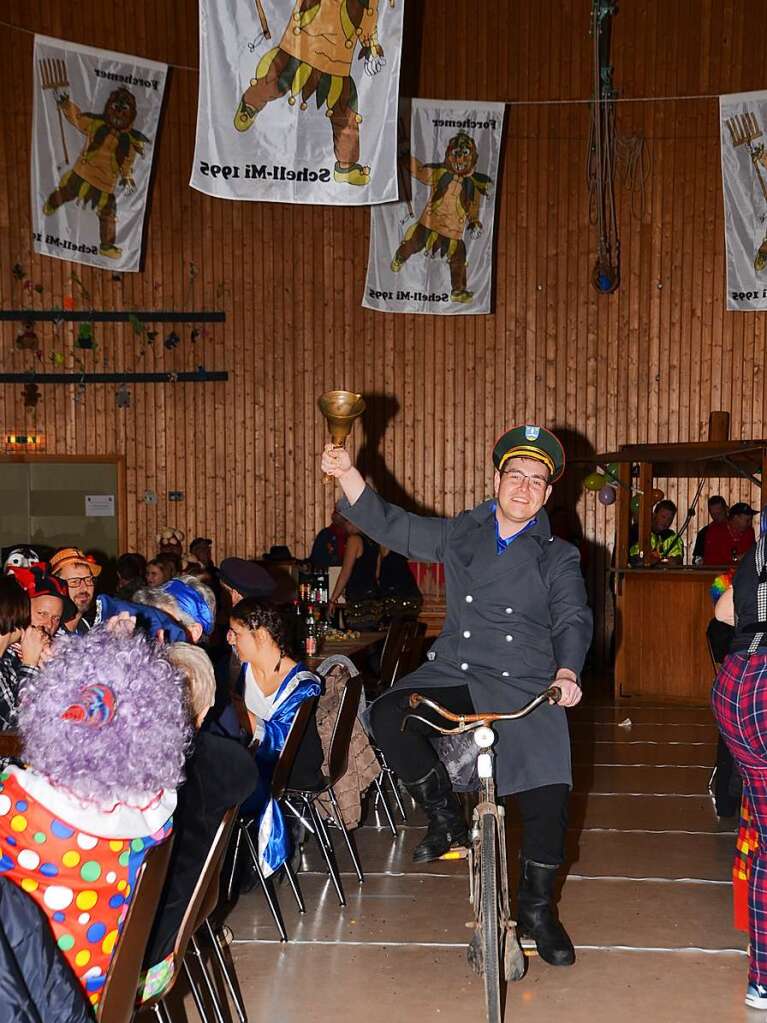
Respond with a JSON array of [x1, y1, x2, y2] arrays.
[[228, 598, 324, 877]]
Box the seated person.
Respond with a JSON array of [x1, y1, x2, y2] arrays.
[[0, 627, 189, 1007], [146, 555, 179, 587], [0, 876, 92, 1023], [115, 553, 147, 600], [208, 558, 277, 738], [7, 564, 77, 639], [2, 546, 41, 573], [133, 574, 216, 644], [142, 642, 257, 989], [51, 547, 185, 642], [629, 499, 684, 565], [229, 599, 324, 877], [309, 503, 348, 569], [0, 573, 59, 732], [703, 502, 757, 566], [692, 495, 728, 564]]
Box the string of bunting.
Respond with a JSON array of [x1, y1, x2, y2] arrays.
[[0, 19, 729, 105]]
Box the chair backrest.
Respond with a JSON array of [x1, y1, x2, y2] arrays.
[[97, 838, 174, 1023], [706, 634, 722, 676], [378, 618, 406, 688], [328, 674, 363, 785], [396, 620, 425, 680], [270, 694, 319, 801], [140, 806, 239, 1008], [0, 731, 21, 760], [193, 806, 241, 930], [379, 617, 421, 688]]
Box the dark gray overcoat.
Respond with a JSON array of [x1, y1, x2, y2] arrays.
[[339, 487, 593, 796]]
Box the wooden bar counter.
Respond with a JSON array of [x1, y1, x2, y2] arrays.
[[613, 567, 720, 702], [596, 424, 767, 705]]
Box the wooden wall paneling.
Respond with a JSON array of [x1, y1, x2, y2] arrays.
[[5, 1, 767, 668], [248, 196, 261, 556]]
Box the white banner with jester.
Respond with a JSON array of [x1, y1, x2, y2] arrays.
[[363, 99, 505, 314], [31, 35, 167, 272], [191, 0, 403, 205], [720, 89, 767, 311]]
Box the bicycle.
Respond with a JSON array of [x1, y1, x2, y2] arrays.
[[402, 684, 561, 1023]]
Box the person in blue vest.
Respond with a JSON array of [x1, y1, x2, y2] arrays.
[[322, 424, 593, 967]]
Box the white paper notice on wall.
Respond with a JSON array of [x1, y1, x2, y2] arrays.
[[85, 495, 115, 517]]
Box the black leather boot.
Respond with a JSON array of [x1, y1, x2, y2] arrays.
[[516, 858, 575, 966], [404, 762, 469, 863]]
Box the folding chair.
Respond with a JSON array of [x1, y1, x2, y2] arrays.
[[370, 618, 424, 827], [282, 674, 366, 907], [96, 839, 174, 1023], [226, 694, 319, 941], [140, 807, 239, 1023]]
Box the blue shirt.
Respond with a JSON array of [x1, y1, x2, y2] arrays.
[[492, 504, 538, 554]]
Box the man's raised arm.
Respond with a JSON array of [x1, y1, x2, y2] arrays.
[[320, 444, 453, 563]]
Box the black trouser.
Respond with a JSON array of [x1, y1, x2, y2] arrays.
[[370, 684, 569, 865]]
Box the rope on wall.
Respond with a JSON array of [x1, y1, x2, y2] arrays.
[[586, 0, 620, 294]]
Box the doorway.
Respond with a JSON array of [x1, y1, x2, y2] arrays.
[[0, 457, 125, 559]]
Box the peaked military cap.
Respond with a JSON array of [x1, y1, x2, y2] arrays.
[[492, 424, 566, 482]]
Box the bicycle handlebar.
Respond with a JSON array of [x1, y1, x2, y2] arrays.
[[401, 685, 561, 736]]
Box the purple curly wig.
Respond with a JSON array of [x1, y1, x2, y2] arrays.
[[18, 628, 191, 804]]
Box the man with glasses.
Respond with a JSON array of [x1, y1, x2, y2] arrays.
[[51, 546, 188, 642], [321, 424, 592, 967], [49, 547, 101, 634]]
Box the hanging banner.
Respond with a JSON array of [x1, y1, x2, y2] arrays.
[[31, 35, 167, 272], [720, 89, 767, 311], [191, 0, 404, 206], [363, 98, 505, 315]]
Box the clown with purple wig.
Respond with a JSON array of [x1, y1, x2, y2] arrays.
[[0, 627, 190, 1007]]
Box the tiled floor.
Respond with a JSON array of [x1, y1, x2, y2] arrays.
[[192, 701, 758, 1022]]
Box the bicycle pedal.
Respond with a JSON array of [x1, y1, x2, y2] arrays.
[[519, 935, 539, 956], [439, 845, 469, 860]]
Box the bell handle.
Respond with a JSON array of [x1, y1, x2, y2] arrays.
[[322, 441, 345, 485]]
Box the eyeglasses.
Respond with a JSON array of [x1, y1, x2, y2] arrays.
[[64, 575, 95, 589], [501, 469, 549, 494]]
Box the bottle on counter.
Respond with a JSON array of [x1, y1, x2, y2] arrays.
[[304, 605, 318, 657]]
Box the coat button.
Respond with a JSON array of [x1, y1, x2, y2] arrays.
[[460, 662, 469, 671], [465, 595, 473, 603], [463, 630, 471, 638], [505, 634, 513, 642], [505, 607, 513, 614], [502, 671, 510, 677]]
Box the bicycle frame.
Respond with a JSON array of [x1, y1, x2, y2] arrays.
[[402, 684, 562, 1020]]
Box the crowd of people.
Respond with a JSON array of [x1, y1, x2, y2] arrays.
[[629, 493, 758, 567], [0, 530, 336, 1012], [6, 435, 767, 1016]]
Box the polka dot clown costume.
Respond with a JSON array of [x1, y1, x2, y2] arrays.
[[0, 628, 190, 1006]]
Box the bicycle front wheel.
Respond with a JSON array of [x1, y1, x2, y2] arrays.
[[480, 811, 502, 1023]]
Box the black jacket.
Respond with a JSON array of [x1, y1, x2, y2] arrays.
[[144, 732, 258, 965], [341, 488, 593, 796], [0, 877, 93, 1023]]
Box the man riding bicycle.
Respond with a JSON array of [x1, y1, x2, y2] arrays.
[[321, 424, 592, 967]]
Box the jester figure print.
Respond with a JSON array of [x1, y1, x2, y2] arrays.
[[192, 0, 404, 205], [364, 99, 505, 314], [32, 35, 167, 272]]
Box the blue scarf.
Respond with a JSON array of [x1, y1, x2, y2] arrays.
[[162, 579, 214, 635], [241, 664, 322, 877]]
